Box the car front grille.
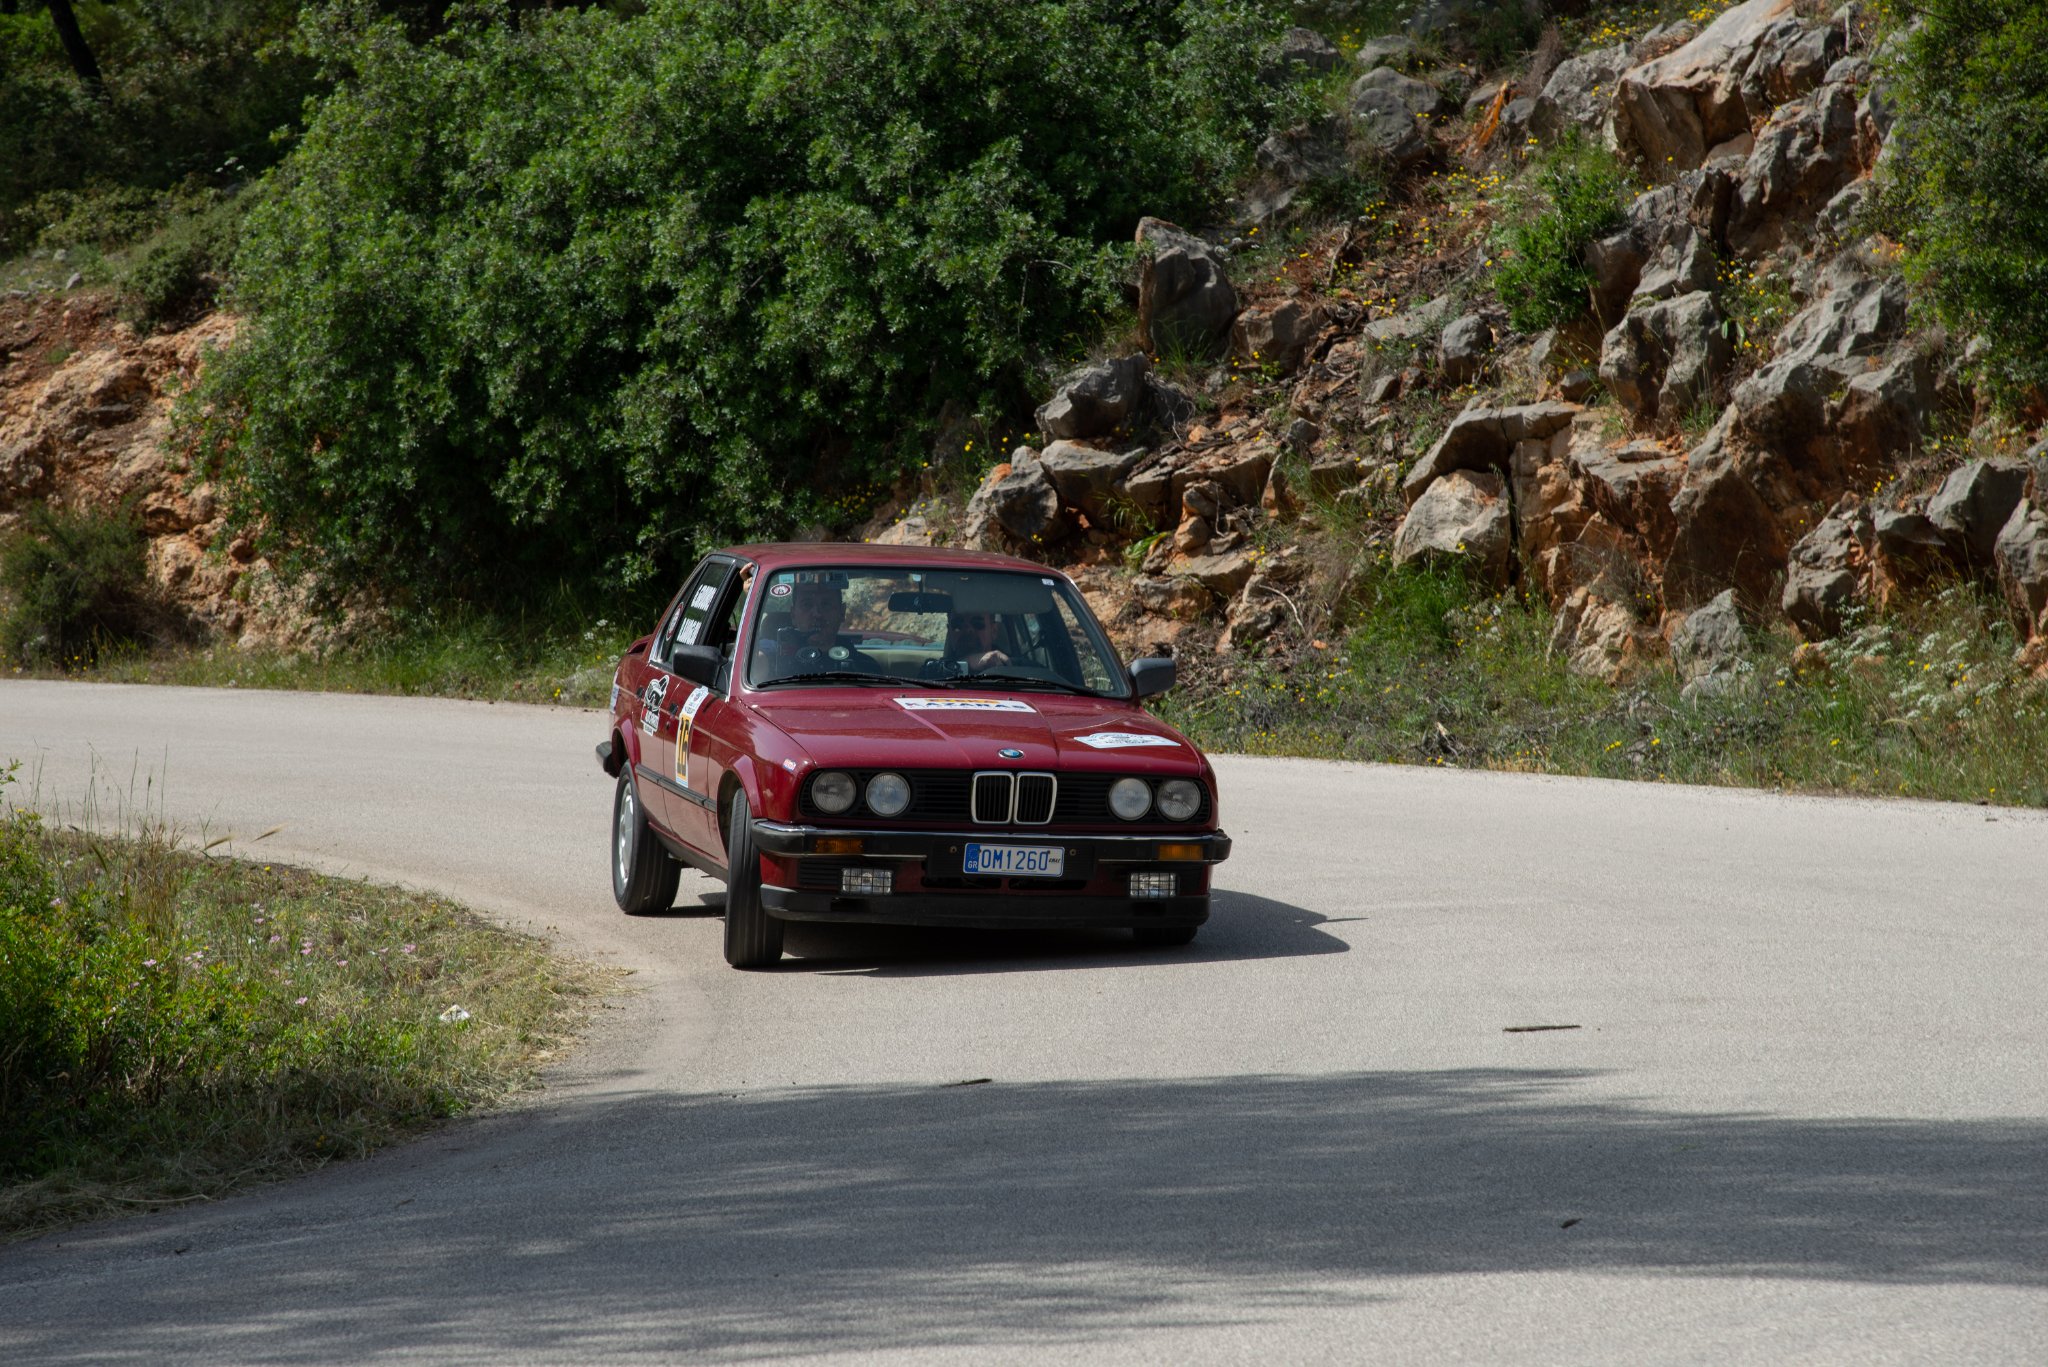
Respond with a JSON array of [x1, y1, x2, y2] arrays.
[[800, 768, 1208, 827]]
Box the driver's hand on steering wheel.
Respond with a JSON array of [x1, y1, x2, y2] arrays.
[[965, 649, 1010, 673]]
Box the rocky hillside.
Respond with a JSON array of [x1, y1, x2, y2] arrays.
[[877, 0, 2048, 691], [0, 293, 310, 646]]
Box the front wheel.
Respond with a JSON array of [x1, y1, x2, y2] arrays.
[[612, 767, 680, 915], [722, 793, 784, 968]]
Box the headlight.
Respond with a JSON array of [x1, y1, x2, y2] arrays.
[[1108, 776, 1152, 821], [812, 771, 857, 814], [865, 771, 911, 817], [1156, 779, 1202, 822]]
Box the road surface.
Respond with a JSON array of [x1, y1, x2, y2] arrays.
[[2, 680, 2045, 1363]]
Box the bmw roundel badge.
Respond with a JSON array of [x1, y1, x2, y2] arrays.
[[997, 748, 1024, 760]]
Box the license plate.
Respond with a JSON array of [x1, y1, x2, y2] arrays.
[[962, 843, 1065, 878]]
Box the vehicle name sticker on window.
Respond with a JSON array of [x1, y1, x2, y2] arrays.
[[1073, 731, 1181, 750], [691, 583, 719, 610], [678, 618, 703, 646], [895, 697, 1037, 713]]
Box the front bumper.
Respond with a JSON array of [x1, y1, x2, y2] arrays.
[[749, 820, 1231, 864], [748, 820, 1229, 930]]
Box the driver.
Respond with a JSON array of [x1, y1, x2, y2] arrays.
[[945, 610, 1011, 674], [755, 578, 880, 679]]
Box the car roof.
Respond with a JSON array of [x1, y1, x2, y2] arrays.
[[719, 542, 1058, 576]]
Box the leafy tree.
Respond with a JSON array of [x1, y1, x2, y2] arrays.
[[1875, 0, 2048, 410], [195, 0, 1287, 604]]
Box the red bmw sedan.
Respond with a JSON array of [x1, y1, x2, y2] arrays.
[[598, 543, 1231, 967]]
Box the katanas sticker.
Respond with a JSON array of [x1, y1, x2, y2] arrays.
[[895, 697, 1037, 713], [1073, 731, 1181, 750]]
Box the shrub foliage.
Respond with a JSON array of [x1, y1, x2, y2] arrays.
[[0, 503, 163, 669], [196, 0, 1287, 603], [1489, 132, 1631, 335], [1876, 0, 2048, 410]]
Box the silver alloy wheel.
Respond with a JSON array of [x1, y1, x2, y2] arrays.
[[615, 780, 635, 887]]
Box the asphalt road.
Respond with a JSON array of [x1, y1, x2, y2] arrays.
[[2, 679, 2045, 1364]]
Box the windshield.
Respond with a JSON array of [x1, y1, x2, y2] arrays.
[[744, 565, 1128, 696]]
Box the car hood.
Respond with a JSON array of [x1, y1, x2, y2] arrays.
[[746, 687, 1205, 774]]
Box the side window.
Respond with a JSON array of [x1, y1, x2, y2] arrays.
[[656, 559, 733, 665]]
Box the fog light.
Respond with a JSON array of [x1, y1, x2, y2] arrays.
[[840, 867, 893, 895], [1128, 871, 1177, 899]]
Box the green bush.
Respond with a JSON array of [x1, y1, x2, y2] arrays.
[[1489, 132, 1632, 334], [0, 0, 311, 255], [117, 193, 244, 331], [1875, 0, 2048, 410], [193, 0, 1289, 606], [0, 503, 161, 669]]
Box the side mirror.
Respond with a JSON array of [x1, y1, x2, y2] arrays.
[[1128, 656, 1177, 699], [670, 643, 721, 687]]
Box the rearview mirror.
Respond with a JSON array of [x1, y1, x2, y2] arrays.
[[888, 591, 955, 614], [1128, 657, 1176, 699], [669, 643, 721, 687]]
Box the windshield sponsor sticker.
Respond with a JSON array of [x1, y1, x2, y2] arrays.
[[1074, 731, 1181, 750], [896, 697, 1037, 713]]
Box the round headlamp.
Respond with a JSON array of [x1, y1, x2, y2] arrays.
[[865, 772, 911, 817], [811, 770, 857, 814], [1156, 778, 1202, 822], [1108, 777, 1153, 821]]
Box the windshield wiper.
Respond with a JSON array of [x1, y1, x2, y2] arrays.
[[945, 672, 1102, 697], [757, 670, 904, 688]]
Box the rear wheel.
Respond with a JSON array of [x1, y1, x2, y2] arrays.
[[722, 792, 784, 968], [1133, 924, 1198, 947], [612, 767, 681, 915]]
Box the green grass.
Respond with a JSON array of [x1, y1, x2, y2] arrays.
[[10, 610, 645, 709], [0, 772, 608, 1240], [1161, 562, 2048, 810]]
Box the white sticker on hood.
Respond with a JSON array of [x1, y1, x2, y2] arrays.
[[896, 697, 1037, 713], [1074, 731, 1182, 750]]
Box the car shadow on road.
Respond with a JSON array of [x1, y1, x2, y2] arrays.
[[10, 1068, 2046, 1362], [769, 888, 1348, 975]]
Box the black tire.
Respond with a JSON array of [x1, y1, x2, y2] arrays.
[[612, 766, 681, 915], [1133, 924, 1198, 948], [722, 792, 784, 968]]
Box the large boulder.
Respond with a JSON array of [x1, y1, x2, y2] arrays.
[[1663, 417, 1789, 610], [1269, 26, 1341, 79], [1670, 588, 1749, 685], [1927, 458, 2034, 571], [1568, 435, 1687, 559], [1781, 499, 1870, 639], [1351, 66, 1453, 120], [1035, 354, 1152, 442], [1402, 401, 1580, 503], [1531, 44, 1630, 143], [1726, 80, 1863, 257], [1136, 218, 1237, 359], [1613, 0, 1801, 172], [1549, 588, 1660, 682], [1393, 470, 1514, 588], [1349, 73, 1435, 170], [1036, 441, 1147, 525], [1437, 314, 1495, 386], [1995, 498, 2048, 640], [1730, 245, 1915, 477], [1597, 290, 1733, 429], [1231, 299, 1325, 375], [1739, 15, 1844, 113], [964, 452, 1068, 549], [1871, 509, 1954, 600]]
